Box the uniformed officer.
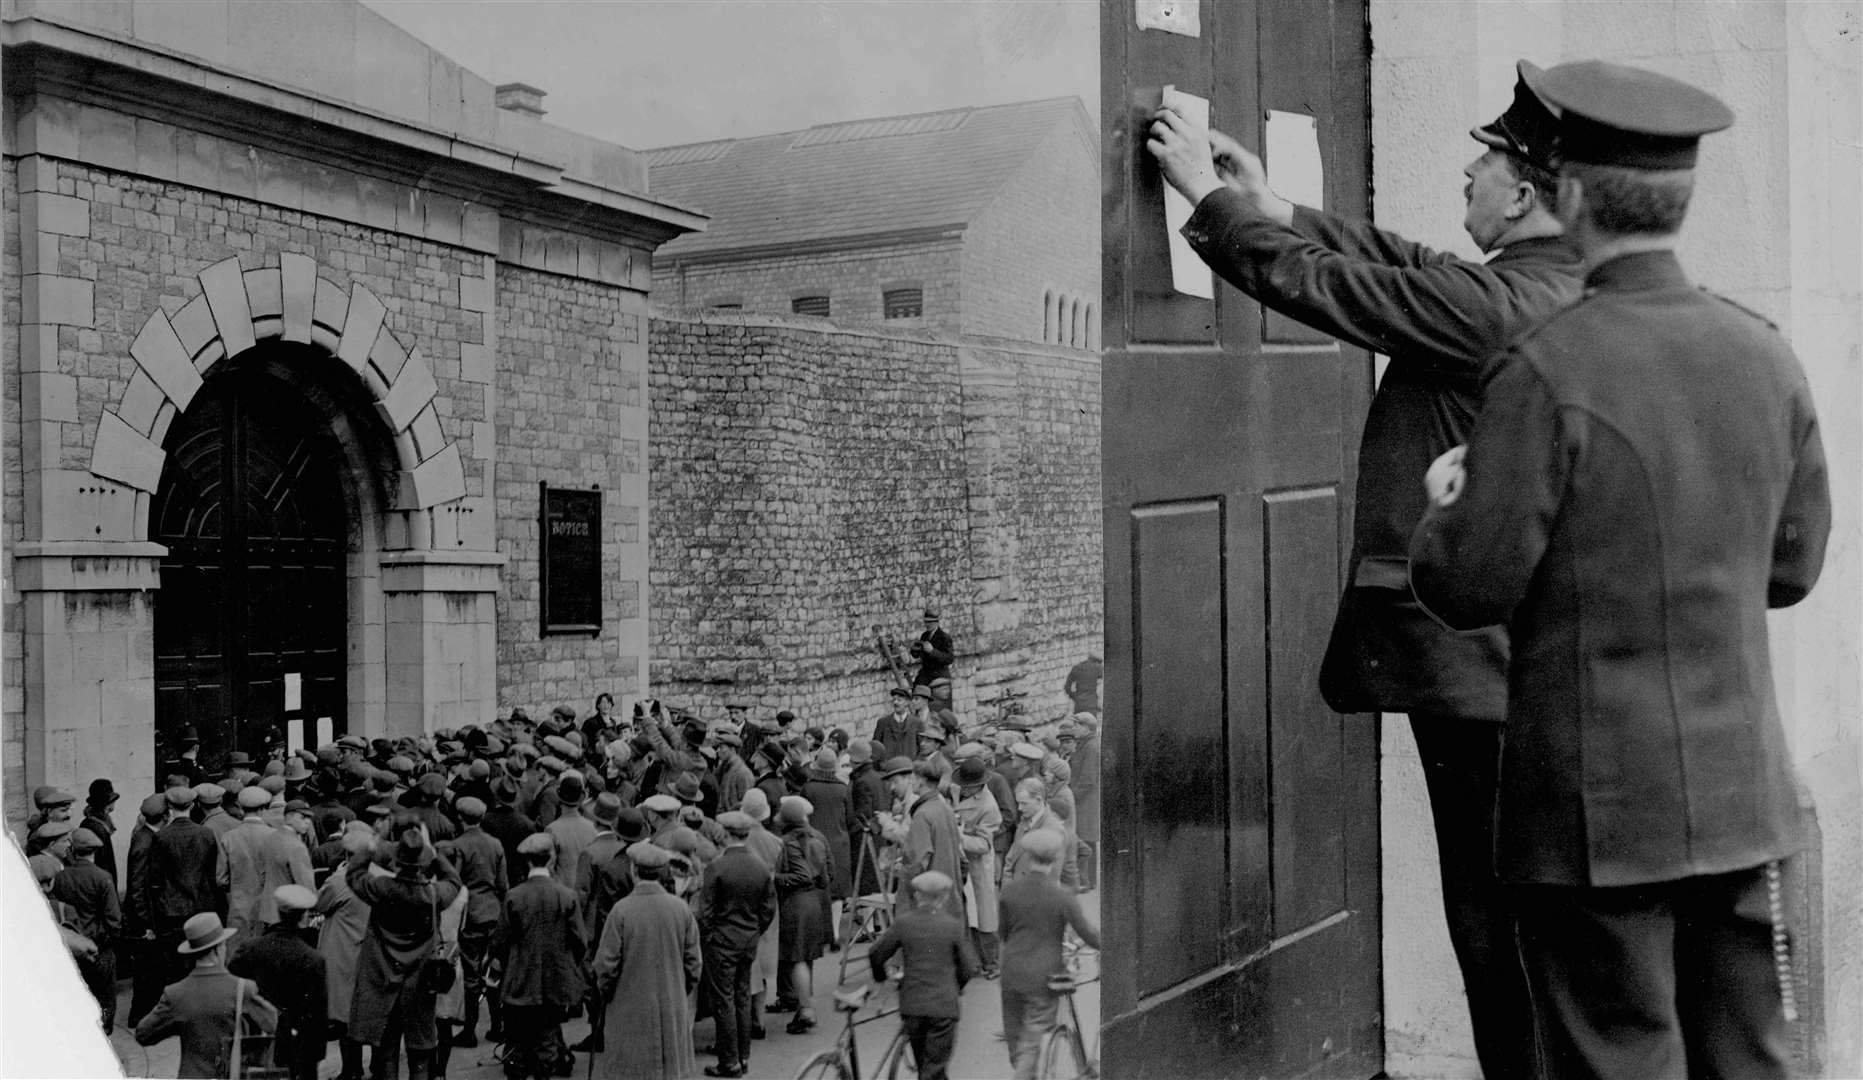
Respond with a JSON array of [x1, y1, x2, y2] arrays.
[[1149, 61, 1582, 1080], [1408, 60, 1831, 1080]]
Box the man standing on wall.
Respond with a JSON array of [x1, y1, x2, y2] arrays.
[[909, 609, 955, 703], [1148, 62, 1581, 1080], [1408, 61, 1829, 1080]]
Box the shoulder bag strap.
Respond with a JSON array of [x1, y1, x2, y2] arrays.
[[230, 976, 245, 1080]]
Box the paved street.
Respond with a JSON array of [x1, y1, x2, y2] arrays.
[[108, 894, 1099, 1080]]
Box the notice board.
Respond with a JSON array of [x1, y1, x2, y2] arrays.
[[541, 483, 601, 635]]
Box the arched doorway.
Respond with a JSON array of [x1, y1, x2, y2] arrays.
[[152, 353, 351, 776]]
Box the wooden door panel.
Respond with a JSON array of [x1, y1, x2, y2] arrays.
[[1104, 0, 1379, 1075]]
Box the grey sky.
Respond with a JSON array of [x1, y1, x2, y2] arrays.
[[364, 0, 1099, 149]]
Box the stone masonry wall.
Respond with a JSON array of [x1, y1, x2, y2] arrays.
[[652, 239, 964, 335], [3, 155, 24, 818], [493, 266, 650, 713], [648, 311, 1101, 738]]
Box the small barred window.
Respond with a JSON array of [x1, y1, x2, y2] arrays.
[[792, 295, 831, 317], [883, 287, 924, 319]]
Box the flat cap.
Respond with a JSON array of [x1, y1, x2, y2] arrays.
[[712, 729, 742, 748], [274, 884, 317, 912], [69, 827, 103, 851], [30, 853, 63, 884], [1011, 742, 1047, 762], [916, 725, 947, 744], [911, 870, 954, 897], [640, 793, 682, 814], [1532, 60, 1734, 169], [337, 734, 369, 750], [258, 776, 287, 795], [237, 786, 272, 810], [627, 841, 672, 869], [717, 810, 755, 834], [140, 793, 170, 817], [537, 755, 567, 773], [543, 735, 577, 759], [455, 796, 488, 819], [35, 819, 76, 840], [778, 795, 814, 824], [517, 832, 555, 857], [911, 685, 933, 700], [195, 783, 226, 805], [165, 785, 197, 808]]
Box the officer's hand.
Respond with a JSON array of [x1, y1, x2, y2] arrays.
[[1147, 108, 1224, 206], [1425, 445, 1468, 508]]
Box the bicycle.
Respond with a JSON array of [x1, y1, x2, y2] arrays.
[[1038, 944, 1099, 1080], [791, 980, 915, 1080]]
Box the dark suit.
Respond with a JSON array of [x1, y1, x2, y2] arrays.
[[1411, 251, 1830, 1080], [696, 844, 777, 1071], [1182, 188, 1583, 1080], [868, 907, 978, 1080], [134, 965, 278, 1079], [451, 824, 507, 1039], [150, 817, 226, 988], [502, 873, 587, 1078], [911, 628, 954, 687], [126, 820, 167, 1025], [53, 861, 122, 1031], [230, 924, 328, 1080]]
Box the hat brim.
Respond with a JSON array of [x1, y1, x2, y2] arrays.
[[177, 925, 238, 955]]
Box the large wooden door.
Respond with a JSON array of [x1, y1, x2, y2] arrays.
[[153, 364, 349, 775], [1100, 2, 1381, 1076]]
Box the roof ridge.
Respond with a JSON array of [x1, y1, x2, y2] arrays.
[[648, 96, 1082, 154]]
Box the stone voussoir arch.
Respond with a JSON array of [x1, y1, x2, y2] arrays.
[[87, 253, 467, 549]]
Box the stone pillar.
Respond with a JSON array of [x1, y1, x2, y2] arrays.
[[381, 551, 505, 735]]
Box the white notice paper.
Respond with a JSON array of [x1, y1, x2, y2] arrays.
[[1136, 0, 1200, 37], [287, 718, 304, 755], [316, 717, 334, 746], [1161, 86, 1215, 300], [284, 671, 302, 712], [1266, 110, 1325, 210]]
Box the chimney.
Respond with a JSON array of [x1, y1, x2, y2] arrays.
[[494, 83, 547, 119]]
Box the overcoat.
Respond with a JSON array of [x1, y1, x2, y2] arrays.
[[345, 849, 462, 1048], [501, 873, 587, 1008], [133, 965, 277, 1079], [1182, 190, 1582, 718], [800, 771, 857, 898], [1410, 251, 1830, 886], [900, 792, 965, 920], [775, 822, 833, 964], [1067, 734, 1101, 843], [312, 859, 380, 1022], [255, 828, 315, 924], [591, 881, 703, 1080], [695, 844, 778, 958], [217, 818, 276, 933], [952, 786, 1001, 933]]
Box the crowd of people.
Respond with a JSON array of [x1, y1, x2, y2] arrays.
[[17, 660, 1105, 1080]]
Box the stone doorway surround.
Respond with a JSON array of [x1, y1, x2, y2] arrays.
[[14, 249, 503, 800]]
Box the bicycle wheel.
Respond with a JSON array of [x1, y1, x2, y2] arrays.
[[883, 1027, 917, 1080], [792, 1048, 854, 1080], [1040, 1023, 1093, 1080]]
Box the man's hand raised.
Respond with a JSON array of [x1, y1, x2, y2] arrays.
[[1147, 107, 1225, 206]]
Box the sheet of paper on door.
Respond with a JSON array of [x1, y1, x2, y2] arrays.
[[1266, 110, 1326, 210], [316, 717, 333, 746], [284, 671, 301, 712], [287, 718, 303, 755], [1136, 0, 1199, 37], [1161, 86, 1215, 299]]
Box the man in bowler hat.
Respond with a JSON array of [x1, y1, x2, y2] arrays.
[[1409, 60, 1831, 1080], [1149, 60, 1581, 1079]]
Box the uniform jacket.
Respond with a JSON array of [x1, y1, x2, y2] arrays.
[[592, 881, 703, 1080], [451, 824, 508, 928], [1183, 190, 1583, 719], [694, 843, 778, 957], [501, 872, 587, 1008], [133, 965, 278, 1079], [868, 907, 977, 1018], [1410, 251, 1830, 886], [151, 817, 224, 923]]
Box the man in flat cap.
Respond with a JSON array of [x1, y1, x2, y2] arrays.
[[135, 911, 279, 1079], [24, 786, 76, 856], [590, 841, 704, 1080], [695, 811, 778, 1077], [709, 727, 756, 816], [447, 795, 508, 1048], [868, 870, 979, 1080], [501, 832, 586, 1080], [150, 786, 226, 987], [230, 884, 327, 1080], [998, 828, 1100, 1080], [1148, 60, 1581, 1079], [126, 791, 176, 1027], [218, 785, 279, 949], [1409, 61, 1831, 1080], [53, 827, 123, 1032]]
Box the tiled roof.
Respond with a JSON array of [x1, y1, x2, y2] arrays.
[[648, 97, 1090, 261]]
